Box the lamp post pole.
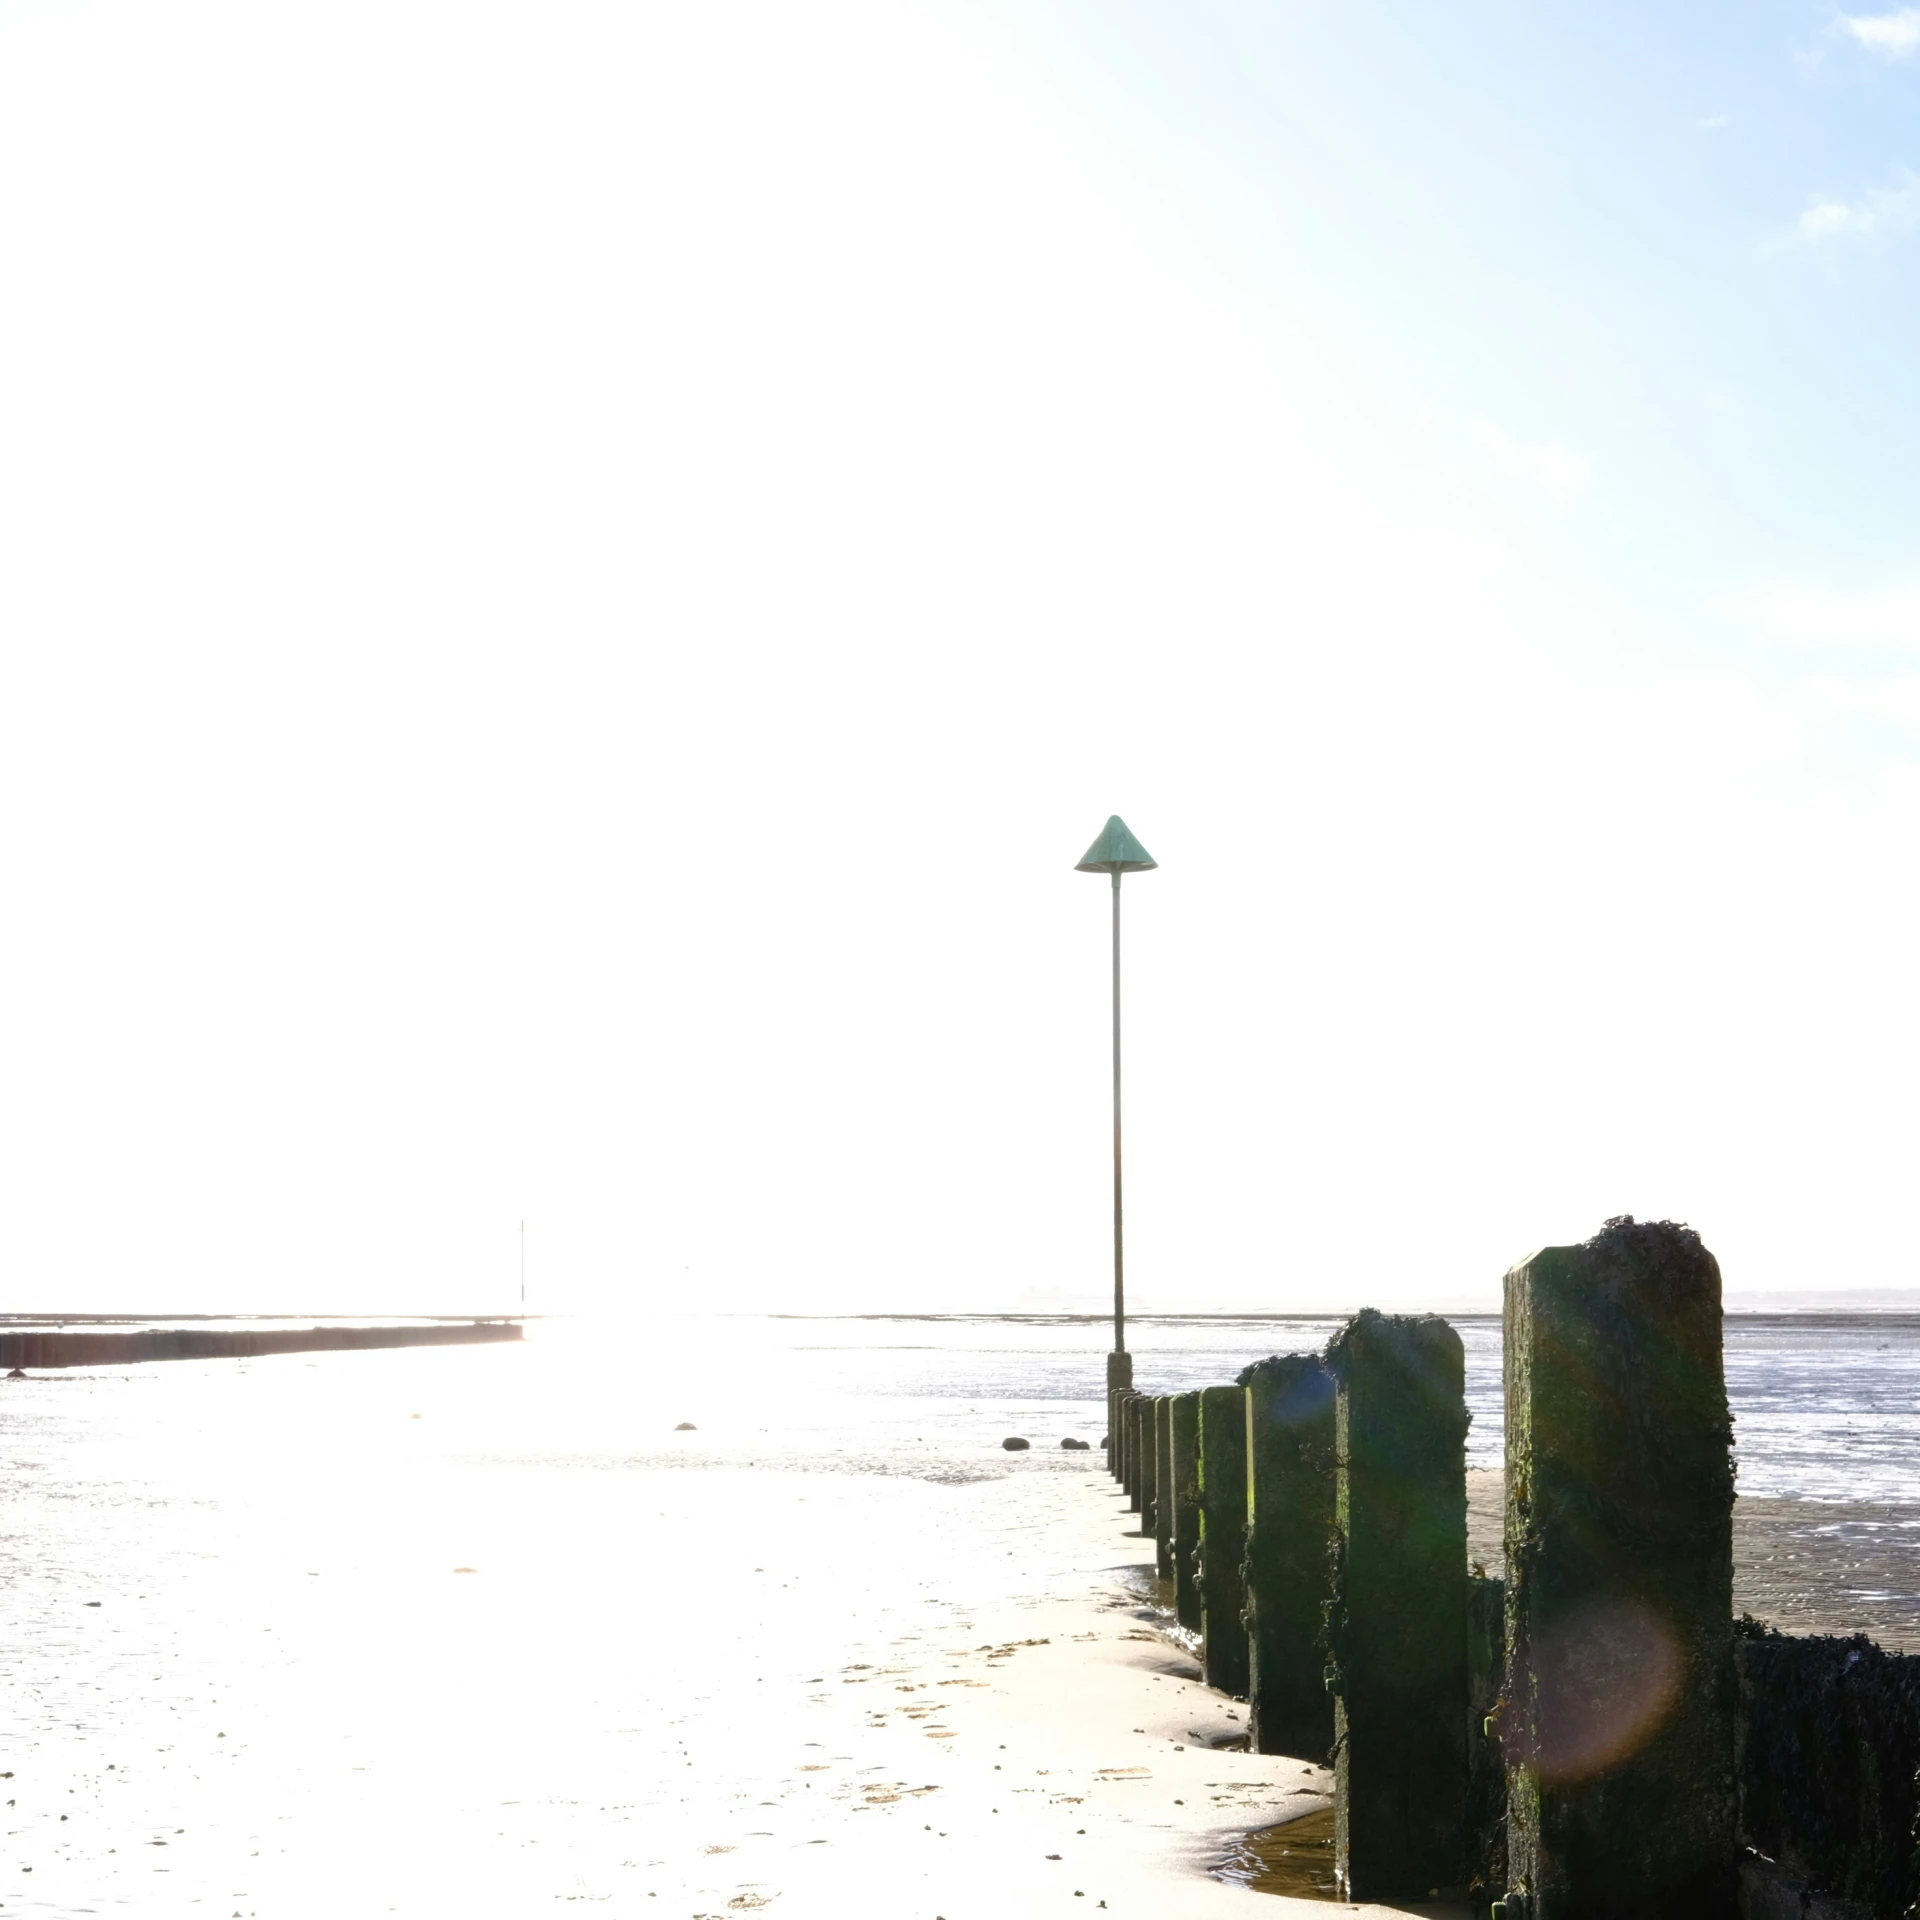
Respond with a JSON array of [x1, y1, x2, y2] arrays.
[[1076, 816, 1157, 1448], [1109, 869, 1125, 1355]]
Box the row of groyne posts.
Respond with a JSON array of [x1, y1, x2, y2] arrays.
[[1105, 1219, 1920, 1920]]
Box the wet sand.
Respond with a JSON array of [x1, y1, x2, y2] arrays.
[[1466, 1470, 1920, 1650], [2, 1349, 1351, 1919], [11, 1344, 1918, 1914], [37, 1448, 1913, 1917], [8, 1452, 1358, 1917]]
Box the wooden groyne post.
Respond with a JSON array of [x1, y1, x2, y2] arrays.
[[1325, 1310, 1469, 1903], [1197, 1382, 1249, 1697], [1121, 1397, 1144, 1512], [1499, 1220, 1736, 1920], [1241, 1352, 1336, 1759], [1106, 1349, 1133, 1474], [1169, 1390, 1202, 1632], [1153, 1394, 1174, 1580]]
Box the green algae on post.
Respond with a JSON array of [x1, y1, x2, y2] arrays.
[[1197, 1383, 1250, 1699], [1169, 1391, 1202, 1633], [1240, 1353, 1335, 1760], [1501, 1219, 1736, 1920], [1733, 1622, 1920, 1918], [1324, 1309, 1469, 1904]]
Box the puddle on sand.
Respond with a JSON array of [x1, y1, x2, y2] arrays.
[[1217, 1805, 1338, 1899]]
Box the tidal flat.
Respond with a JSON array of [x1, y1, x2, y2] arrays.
[[3, 1313, 1913, 1914]]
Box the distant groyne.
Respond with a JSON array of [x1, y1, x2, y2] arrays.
[[1, 1319, 522, 1369]]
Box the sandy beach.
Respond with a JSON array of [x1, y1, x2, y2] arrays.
[[15, 1449, 1913, 1916], [628, 1464, 1356, 1919], [8, 1329, 1918, 1913], [7, 1412, 1348, 1916]]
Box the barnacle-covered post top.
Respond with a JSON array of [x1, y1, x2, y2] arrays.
[[1075, 815, 1156, 1380]]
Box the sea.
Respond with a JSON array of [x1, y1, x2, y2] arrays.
[[3, 1311, 1916, 1913], [570, 1310, 1920, 1503]]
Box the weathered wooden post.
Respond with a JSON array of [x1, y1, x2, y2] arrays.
[[1467, 1573, 1509, 1908], [1153, 1395, 1174, 1580], [1499, 1219, 1736, 1920], [1242, 1353, 1336, 1758], [1128, 1390, 1144, 1520], [1169, 1391, 1202, 1632], [1324, 1310, 1469, 1904], [1197, 1383, 1249, 1697], [1113, 1388, 1137, 1492], [1135, 1393, 1154, 1548], [1126, 1392, 1148, 1513], [1133, 1391, 1151, 1510], [1106, 1350, 1133, 1476]]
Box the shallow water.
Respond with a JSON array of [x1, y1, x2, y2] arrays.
[[1218, 1804, 1338, 1900], [688, 1310, 1920, 1504]]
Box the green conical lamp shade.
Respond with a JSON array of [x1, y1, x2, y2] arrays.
[[1075, 815, 1157, 874]]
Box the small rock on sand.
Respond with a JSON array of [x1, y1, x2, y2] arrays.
[[1002, 1436, 1030, 1451], [1060, 1438, 1090, 1450], [674, 1422, 696, 1431]]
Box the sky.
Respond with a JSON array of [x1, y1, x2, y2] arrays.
[[5, 0, 1920, 1316]]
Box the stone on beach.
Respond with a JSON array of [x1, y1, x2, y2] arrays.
[[1001, 1436, 1030, 1451]]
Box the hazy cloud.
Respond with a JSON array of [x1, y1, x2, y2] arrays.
[[1735, 580, 1920, 646], [1777, 167, 1920, 246], [1469, 418, 1590, 495], [1839, 8, 1920, 56]]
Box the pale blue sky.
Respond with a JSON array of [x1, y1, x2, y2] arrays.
[[989, 1, 1920, 646]]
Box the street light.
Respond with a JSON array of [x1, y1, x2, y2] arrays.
[[1075, 815, 1157, 1419]]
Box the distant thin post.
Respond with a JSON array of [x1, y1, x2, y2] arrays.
[[1111, 871, 1123, 1352]]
